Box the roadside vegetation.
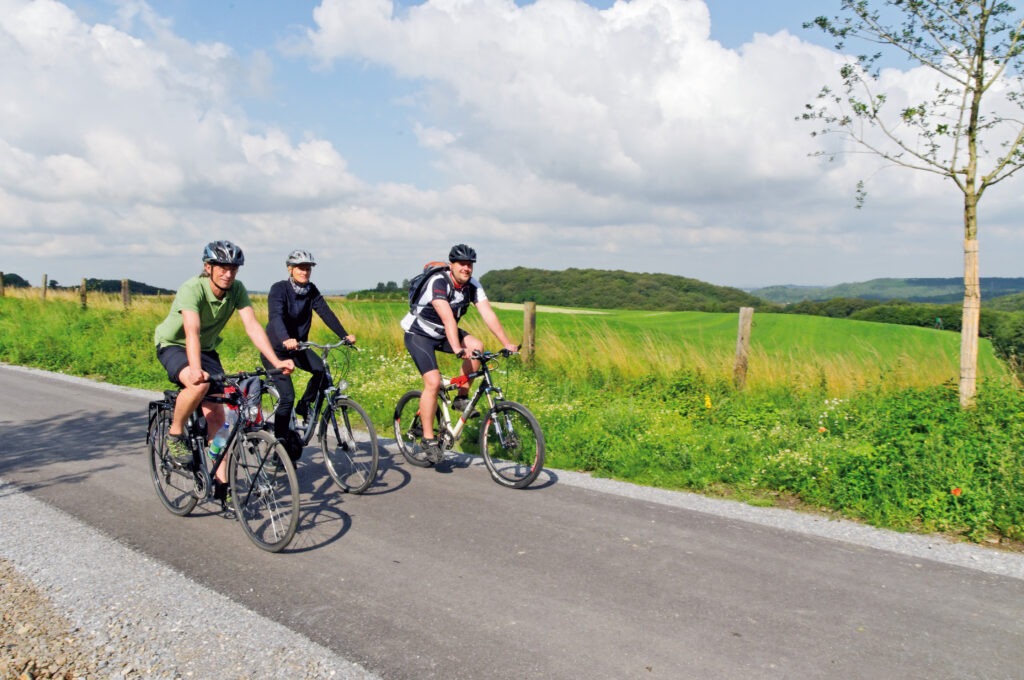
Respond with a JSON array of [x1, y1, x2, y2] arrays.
[[1, 289, 1022, 548]]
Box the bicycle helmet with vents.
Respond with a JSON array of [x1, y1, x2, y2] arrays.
[[286, 249, 317, 267], [202, 240, 245, 266], [448, 243, 477, 263]]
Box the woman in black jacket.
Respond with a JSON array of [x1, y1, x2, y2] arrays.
[[262, 250, 354, 456]]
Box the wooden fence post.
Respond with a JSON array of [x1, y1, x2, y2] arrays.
[[41, 274, 47, 300], [0, 272, 5, 297], [121, 279, 130, 309], [734, 307, 754, 390], [80, 278, 88, 309], [523, 301, 536, 366]]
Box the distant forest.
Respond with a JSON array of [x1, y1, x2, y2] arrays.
[[1, 274, 173, 295], [478, 267, 769, 312], [752, 277, 1024, 304], [1, 273, 32, 288]]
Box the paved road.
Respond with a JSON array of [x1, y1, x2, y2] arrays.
[[2, 364, 1024, 679]]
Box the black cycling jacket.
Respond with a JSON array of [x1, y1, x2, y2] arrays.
[[265, 280, 348, 353]]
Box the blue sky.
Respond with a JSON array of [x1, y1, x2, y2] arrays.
[[2, 0, 1021, 293]]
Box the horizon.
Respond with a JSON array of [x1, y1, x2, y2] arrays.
[[6, 267, 1019, 297]]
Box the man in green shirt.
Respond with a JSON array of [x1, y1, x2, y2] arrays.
[[155, 240, 294, 486]]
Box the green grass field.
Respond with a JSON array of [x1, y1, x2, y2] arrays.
[[485, 302, 1002, 394], [1, 290, 1021, 547]]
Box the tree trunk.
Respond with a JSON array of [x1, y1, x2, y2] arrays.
[[959, 237, 980, 408]]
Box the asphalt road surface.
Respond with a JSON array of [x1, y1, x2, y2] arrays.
[[2, 364, 1023, 679]]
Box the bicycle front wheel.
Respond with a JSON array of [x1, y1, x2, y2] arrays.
[[480, 401, 545, 489], [147, 402, 199, 516], [229, 430, 299, 552], [320, 398, 379, 494], [393, 390, 439, 467]]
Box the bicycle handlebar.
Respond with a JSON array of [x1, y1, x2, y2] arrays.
[[204, 367, 282, 384], [472, 347, 520, 361], [297, 339, 358, 352]]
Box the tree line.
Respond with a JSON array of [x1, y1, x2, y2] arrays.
[[477, 267, 768, 312], [1, 274, 173, 295]]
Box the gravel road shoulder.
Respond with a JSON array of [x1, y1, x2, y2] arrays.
[[0, 479, 380, 679]]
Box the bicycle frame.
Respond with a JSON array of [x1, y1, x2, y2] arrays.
[[434, 352, 506, 448], [187, 383, 265, 499], [279, 340, 354, 445]]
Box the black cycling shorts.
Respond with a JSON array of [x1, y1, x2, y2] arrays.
[[404, 330, 468, 375], [156, 345, 225, 392]]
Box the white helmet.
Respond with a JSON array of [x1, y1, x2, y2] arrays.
[[286, 250, 316, 267]]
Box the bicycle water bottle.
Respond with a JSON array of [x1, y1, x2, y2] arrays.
[[208, 409, 237, 458]]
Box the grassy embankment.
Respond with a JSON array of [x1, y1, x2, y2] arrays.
[[1, 289, 1022, 547]]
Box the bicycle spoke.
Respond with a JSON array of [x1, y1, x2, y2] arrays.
[[147, 401, 198, 516], [230, 431, 299, 552], [480, 401, 545, 489], [321, 399, 379, 494], [393, 390, 438, 467]]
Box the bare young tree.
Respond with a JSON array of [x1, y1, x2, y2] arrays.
[[802, 0, 1024, 407]]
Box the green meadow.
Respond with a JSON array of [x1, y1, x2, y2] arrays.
[[1, 290, 1022, 548]]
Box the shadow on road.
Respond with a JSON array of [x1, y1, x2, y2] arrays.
[[0, 408, 148, 490]]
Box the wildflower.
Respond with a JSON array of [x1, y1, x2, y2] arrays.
[[704, 394, 712, 409], [818, 426, 827, 434], [951, 487, 962, 497]]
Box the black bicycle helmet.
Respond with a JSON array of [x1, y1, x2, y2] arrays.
[[448, 243, 477, 263], [202, 240, 245, 266], [286, 249, 316, 267]]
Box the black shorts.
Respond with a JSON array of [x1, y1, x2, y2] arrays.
[[404, 330, 468, 375], [156, 345, 225, 392]]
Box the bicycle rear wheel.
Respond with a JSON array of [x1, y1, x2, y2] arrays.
[[480, 401, 545, 489], [320, 398, 379, 494], [147, 401, 199, 516], [229, 430, 299, 552], [393, 390, 440, 467]]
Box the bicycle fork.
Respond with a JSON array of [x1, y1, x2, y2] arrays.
[[187, 423, 212, 498], [488, 409, 521, 449]]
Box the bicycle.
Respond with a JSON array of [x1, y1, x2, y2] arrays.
[[262, 339, 379, 494], [146, 368, 300, 552], [393, 349, 545, 489]]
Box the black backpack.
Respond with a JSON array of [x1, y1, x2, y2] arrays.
[[408, 261, 449, 314]]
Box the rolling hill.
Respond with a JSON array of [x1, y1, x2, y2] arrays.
[[479, 267, 769, 312], [751, 277, 1024, 304]]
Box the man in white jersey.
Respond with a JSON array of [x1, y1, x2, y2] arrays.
[[401, 243, 518, 463]]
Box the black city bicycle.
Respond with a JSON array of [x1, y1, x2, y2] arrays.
[[393, 349, 545, 489], [262, 339, 379, 494], [146, 368, 300, 552]]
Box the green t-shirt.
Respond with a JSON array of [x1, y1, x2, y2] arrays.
[[154, 275, 252, 351]]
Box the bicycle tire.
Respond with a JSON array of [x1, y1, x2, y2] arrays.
[[229, 430, 300, 552], [480, 401, 545, 489], [396, 390, 449, 467], [320, 398, 379, 494], [147, 402, 199, 516]]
